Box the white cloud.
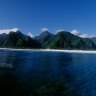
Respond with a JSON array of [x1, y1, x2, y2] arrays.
[[71, 29, 93, 38], [90, 35, 94, 38], [0, 28, 19, 34], [40, 28, 48, 32], [28, 32, 34, 38], [79, 34, 92, 38], [71, 30, 80, 36], [56, 29, 64, 33]]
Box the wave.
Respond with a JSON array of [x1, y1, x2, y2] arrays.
[[0, 48, 96, 54]]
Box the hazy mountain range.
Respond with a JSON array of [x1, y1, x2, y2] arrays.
[[0, 30, 96, 50]]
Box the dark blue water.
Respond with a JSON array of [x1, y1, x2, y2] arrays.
[[0, 49, 96, 96]]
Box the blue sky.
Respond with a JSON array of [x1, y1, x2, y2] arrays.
[[0, 0, 96, 36]]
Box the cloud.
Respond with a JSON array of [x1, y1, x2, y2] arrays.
[[80, 34, 94, 38], [71, 29, 93, 38], [0, 28, 19, 34], [71, 30, 80, 36], [79, 34, 94, 38], [28, 32, 34, 38], [40, 28, 48, 32], [56, 29, 64, 33]]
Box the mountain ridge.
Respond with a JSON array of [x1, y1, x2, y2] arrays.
[[0, 30, 96, 50], [0, 31, 41, 48]]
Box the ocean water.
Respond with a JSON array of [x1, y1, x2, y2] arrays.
[[0, 49, 96, 96]]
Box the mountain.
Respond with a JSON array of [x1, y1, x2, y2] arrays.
[[35, 31, 55, 48], [91, 37, 96, 45], [0, 30, 96, 50], [0, 33, 7, 40], [36, 31, 96, 50], [0, 31, 41, 48]]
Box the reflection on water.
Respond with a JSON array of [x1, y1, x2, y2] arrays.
[[0, 50, 96, 96]]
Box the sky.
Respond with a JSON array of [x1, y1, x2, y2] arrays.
[[0, 0, 96, 37]]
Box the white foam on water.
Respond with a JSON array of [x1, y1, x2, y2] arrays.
[[0, 48, 96, 54], [39, 49, 96, 54]]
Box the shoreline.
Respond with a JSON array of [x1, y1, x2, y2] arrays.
[[0, 48, 96, 53]]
